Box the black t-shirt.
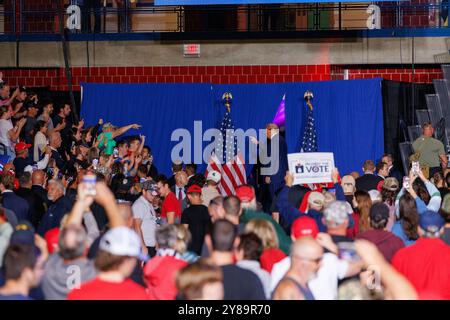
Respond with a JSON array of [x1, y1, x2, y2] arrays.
[[221, 264, 266, 300], [180, 204, 211, 255]]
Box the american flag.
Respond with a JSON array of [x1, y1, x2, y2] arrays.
[[205, 106, 246, 196], [301, 103, 318, 152]]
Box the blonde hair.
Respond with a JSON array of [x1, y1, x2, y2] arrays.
[[174, 224, 192, 254], [245, 219, 279, 249]]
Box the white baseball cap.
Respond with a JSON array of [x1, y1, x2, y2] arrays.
[[99, 227, 146, 260], [207, 170, 221, 183]]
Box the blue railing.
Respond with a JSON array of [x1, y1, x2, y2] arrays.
[[0, 1, 448, 37]]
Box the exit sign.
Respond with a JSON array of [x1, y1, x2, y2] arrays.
[[183, 44, 201, 58]]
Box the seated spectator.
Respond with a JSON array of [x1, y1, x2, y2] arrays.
[[244, 219, 286, 273], [144, 224, 188, 300], [0, 244, 38, 300], [392, 211, 450, 299], [236, 232, 271, 299], [176, 259, 224, 300], [181, 185, 211, 255], [204, 219, 265, 300], [355, 160, 384, 192], [356, 203, 404, 262], [0, 172, 29, 222]]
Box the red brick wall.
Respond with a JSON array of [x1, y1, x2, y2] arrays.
[[1, 64, 442, 92], [330, 65, 443, 83], [380, 0, 433, 28], [4, 0, 59, 33]]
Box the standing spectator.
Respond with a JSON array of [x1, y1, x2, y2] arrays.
[[167, 160, 182, 188], [0, 83, 20, 107], [0, 244, 38, 300], [0, 207, 13, 267], [236, 184, 291, 255], [0, 106, 27, 158], [272, 238, 323, 300], [205, 219, 266, 300], [245, 219, 286, 273], [355, 160, 383, 192], [440, 193, 450, 244], [432, 171, 449, 198], [22, 102, 39, 145], [376, 162, 389, 180], [48, 132, 66, 171], [96, 122, 141, 156], [181, 184, 211, 255], [141, 145, 158, 179], [341, 174, 356, 208], [323, 201, 353, 245], [392, 210, 450, 299], [132, 180, 159, 258], [13, 142, 50, 176], [171, 170, 188, 212], [356, 203, 404, 262], [52, 104, 73, 156], [412, 122, 447, 178], [236, 232, 271, 299], [202, 170, 221, 206], [31, 170, 50, 210], [380, 177, 399, 231], [83, 0, 102, 33], [185, 163, 197, 184], [176, 260, 224, 300], [0, 173, 29, 222], [33, 121, 48, 162], [15, 172, 46, 229], [37, 101, 57, 133], [156, 175, 181, 225], [392, 193, 421, 246], [144, 224, 188, 300], [381, 153, 403, 183], [351, 190, 372, 236], [37, 179, 73, 237]]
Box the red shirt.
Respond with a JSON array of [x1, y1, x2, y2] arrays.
[[144, 255, 188, 300], [392, 238, 450, 300], [161, 192, 182, 221], [260, 248, 286, 273], [67, 277, 149, 300]]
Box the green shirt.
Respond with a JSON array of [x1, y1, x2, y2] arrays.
[[412, 136, 445, 167], [97, 131, 116, 155], [240, 209, 292, 255]]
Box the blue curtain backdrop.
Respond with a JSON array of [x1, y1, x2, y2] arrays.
[[81, 78, 383, 176]]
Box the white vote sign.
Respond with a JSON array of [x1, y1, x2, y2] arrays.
[[288, 152, 335, 185]]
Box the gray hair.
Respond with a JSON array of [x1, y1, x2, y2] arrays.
[[156, 224, 178, 249], [48, 179, 66, 195], [58, 225, 87, 260]]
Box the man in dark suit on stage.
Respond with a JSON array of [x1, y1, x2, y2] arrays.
[[355, 160, 384, 192], [251, 123, 289, 203]]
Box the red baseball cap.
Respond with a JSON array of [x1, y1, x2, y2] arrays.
[[44, 228, 60, 254], [14, 141, 32, 153], [235, 185, 255, 202], [187, 184, 202, 194], [291, 216, 319, 239]]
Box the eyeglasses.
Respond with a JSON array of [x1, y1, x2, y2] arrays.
[[292, 255, 323, 264]]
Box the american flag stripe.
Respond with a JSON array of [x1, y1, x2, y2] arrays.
[[205, 101, 247, 196]]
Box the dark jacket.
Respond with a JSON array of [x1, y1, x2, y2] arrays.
[[1, 191, 30, 222], [1, 206, 18, 228], [356, 229, 405, 262], [51, 149, 66, 172], [355, 174, 383, 192], [261, 134, 289, 194], [31, 185, 51, 209], [37, 195, 74, 236], [14, 187, 46, 229]]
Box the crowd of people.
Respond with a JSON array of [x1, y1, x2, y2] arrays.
[[0, 78, 449, 301]]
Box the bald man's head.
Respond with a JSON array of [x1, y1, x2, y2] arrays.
[[117, 203, 133, 228], [49, 131, 62, 148], [290, 238, 323, 281], [32, 169, 45, 186]]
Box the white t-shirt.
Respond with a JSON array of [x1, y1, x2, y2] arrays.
[[132, 196, 157, 247], [34, 131, 47, 162], [0, 119, 13, 149], [270, 253, 349, 300]]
